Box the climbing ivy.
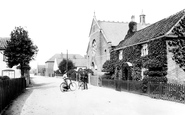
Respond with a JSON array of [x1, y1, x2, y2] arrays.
[[168, 16, 185, 71], [103, 38, 168, 81], [172, 16, 185, 37], [168, 39, 185, 71]]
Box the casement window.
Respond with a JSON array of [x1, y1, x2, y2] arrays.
[[119, 50, 123, 60], [141, 44, 148, 56]]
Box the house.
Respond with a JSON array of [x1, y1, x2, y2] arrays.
[[37, 65, 45, 76], [45, 53, 87, 76], [86, 13, 149, 75], [113, 9, 185, 84], [0, 38, 21, 78]]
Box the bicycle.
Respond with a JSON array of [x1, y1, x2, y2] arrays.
[[60, 78, 77, 92], [78, 80, 85, 90]]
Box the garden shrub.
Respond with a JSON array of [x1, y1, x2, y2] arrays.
[[0, 76, 10, 80], [102, 60, 116, 76], [143, 59, 167, 83]]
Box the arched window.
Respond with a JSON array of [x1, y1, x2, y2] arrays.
[[92, 39, 97, 56]]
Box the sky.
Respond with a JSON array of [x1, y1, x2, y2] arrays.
[[0, 0, 184, 69]]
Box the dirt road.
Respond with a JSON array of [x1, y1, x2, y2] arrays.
[[2, 75, 185, 115]]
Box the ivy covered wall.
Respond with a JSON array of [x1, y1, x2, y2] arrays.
[[108, 38, 168, 80]]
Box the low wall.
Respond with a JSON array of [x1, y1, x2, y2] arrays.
[[89, 74, 101, 86]]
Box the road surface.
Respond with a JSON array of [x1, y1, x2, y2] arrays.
[[2, 75, 185, 115]]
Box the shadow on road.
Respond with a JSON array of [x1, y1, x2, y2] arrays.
[[1, 76, 56, 115], [2, 85, 33, 115]]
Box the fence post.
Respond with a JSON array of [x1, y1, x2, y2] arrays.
[[127, 80, 129, 91], [159, 82, 162, 98], [147, 82, 150, 95], [0, 81, 2, 112]]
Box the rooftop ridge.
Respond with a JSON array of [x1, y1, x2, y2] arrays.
[[97, 20, 129, 24], [135, 9, 185, 33], [162, 9, 185, 21]]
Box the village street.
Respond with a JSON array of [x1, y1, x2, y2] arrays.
[[2, 75, 185, 115]]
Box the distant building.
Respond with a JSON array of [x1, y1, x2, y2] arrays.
[[37, 65, 45, 76], [0, 38, 21, 78], [86, 13, 149, 75], [45, 53, 87, 77]]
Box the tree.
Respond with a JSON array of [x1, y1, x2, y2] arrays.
[[102, 60, 115, 75], [4, 26, 38, 77], [58, 59, 75, 74]]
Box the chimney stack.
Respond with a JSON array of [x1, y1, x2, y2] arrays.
[[140, 10, 145, 24]]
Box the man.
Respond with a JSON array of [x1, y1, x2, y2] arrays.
[[62, 72, 70, 88], [81, 69, 88, 89]]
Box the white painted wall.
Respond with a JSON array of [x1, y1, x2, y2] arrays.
[[0, 50, 21, 78]]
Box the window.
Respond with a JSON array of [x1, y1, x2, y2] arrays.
[[92, 39, 97, 56], [141, 44, 148, 56], [119, 50, 123, 60]]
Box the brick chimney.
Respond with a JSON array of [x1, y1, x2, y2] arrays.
[[124, 15, 137, 39]]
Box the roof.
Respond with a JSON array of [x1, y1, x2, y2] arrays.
[[86, 16, 149, 53], [45, 53, 86, 65], [72, 58, 87, 67], [116, 9, 185, 50], [97, 21, 149, 46], [45, 54, 62, 63], [0, 38, 9, 49]]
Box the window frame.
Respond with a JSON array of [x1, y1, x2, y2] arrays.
[[119, 50, 123, 60], [141, 44, 148, 56]]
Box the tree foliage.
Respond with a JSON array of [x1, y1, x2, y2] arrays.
[[58, 59, 75, 74], [4, 26, 38, 76], [102, 60, 115, 75]]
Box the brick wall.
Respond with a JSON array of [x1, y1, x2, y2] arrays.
[[87, 28, 110, 73]]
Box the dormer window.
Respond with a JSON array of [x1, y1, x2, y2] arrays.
[[141, 44, 148, 56], [119, 50, 123, 60]]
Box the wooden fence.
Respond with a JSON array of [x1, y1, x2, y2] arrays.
[[0, 78, 26, 113], [102, 79, 185, 103]]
